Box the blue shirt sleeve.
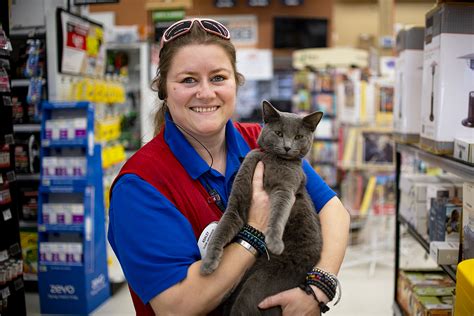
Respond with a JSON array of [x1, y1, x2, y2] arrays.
[[108, 174, 201, 304], [302, 159, 336, 212]]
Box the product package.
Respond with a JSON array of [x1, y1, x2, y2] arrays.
[[394, 27, 425, 143], [462, 183, 474, 260], [420, 3, 474, 154]]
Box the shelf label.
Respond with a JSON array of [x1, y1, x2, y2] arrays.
[[0, 250, 8, 262], [2, 208, 12, 221]]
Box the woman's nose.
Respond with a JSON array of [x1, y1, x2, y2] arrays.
[[196, 81, 215, 99]]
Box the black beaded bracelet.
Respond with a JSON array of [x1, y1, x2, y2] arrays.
[[298, 283, 330, 313]]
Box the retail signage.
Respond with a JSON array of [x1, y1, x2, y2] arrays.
[[56, 8, 105, 77], [215, 0, 236, 8], [248, 0, 270, 7], [152, 10, 185, 42], [236, 49, 273, 80], [189, 15, 258, 47], [281, 0, 303, 5], [73, 0, 119, 5]]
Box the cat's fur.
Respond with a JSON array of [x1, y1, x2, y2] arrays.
[[200, 100, 324, 316]]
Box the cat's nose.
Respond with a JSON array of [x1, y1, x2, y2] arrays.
[[284, 146, 291, 152]]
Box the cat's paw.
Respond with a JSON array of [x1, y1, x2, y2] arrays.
[[200, 249, 223, 275], [266, 237, 285, 255]]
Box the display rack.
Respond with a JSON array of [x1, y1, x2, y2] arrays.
[[393, 142, 473, 314], [37, 101, 109, 315], [0, 9, 27, 314]]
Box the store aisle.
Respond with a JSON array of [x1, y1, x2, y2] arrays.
[[26, 245, 395, 316]]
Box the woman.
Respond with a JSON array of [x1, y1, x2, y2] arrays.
[[108, 18, 350, 315]]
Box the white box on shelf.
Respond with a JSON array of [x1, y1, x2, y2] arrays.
[[420, 3, 474, 154], [429, 241, 459, 265], [453, 138, 474, 162], [394, 27, 424, 143]]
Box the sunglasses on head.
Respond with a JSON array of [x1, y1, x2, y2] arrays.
[[160, 18, 230, 50]]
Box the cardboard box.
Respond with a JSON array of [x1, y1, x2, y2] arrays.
[[453, 138, 474, 163], [394, 27, 425, 143], [430, 241, 460, 265], [420, 3, 474, 154], [462, 183, 474, 260]]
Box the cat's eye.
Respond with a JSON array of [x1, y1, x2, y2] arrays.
[[295, 135, 303, 140], [274, 131, 283, 137]]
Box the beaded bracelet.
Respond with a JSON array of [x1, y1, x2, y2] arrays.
[[306, 267, 342, 305], [234, 224, 270, 260]]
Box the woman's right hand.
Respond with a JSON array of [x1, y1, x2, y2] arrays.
[[247, 161, 270, 233]]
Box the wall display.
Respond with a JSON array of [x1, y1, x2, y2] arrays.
[[357, 128, 394, 167], [191, 15, 258, 47], [74, 0, 119, 4], [281, 0, 303, 5], [274, 17, 327, 49], [56, 8, 105, 77], [214, 0, 236, 8], [248, 0, 270, 7]]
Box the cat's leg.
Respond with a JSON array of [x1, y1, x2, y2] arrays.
[[200, 152, 263, 275], [265, 191, 296, 255], [200, 209, 245, 275]]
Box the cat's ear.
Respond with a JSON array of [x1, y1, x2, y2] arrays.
[[302, 111, 324, 132], [262, 100, 280, 123]]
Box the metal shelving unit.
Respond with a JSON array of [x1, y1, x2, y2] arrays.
[[393, 142, 473, 315]]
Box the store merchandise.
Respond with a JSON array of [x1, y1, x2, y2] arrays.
[[429, 241, 459, 265], [420, 2, 474, 154], [454, 259, 474, 316], [393, 27, 424, 143], [462, 183, 474, 260], [453, 138, 474, 163], [397, 270, 455, 315], [37, 101, 109, 314]]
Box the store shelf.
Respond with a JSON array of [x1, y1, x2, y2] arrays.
[[38, 224, 84, 233], [398, 214, 457, 281], [16, 173, 41, 181], [19, 220, 37, 229], [13, 124, 41, 132], [337, 161, 395, 172], [396, 143, 474, 180]]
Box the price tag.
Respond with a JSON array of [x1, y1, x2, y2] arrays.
[[2, 208, 11, 221], [9, 243, 21, 256], [1, 286, 11, 299]]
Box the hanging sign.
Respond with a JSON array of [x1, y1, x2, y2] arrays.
[[215, 0, 236, 8], [281, 0, 303, 5], [248, 0, 270, 7], [152, 10, 185, 42], [56, 8, 105, 76]]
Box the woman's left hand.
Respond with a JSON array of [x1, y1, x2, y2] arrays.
[[258, 287, 321, 316]]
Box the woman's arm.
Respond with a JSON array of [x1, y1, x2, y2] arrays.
[[150, 161, 270, 315]]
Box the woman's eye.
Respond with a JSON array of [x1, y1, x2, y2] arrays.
[[275, 131, 283, 137], [182, 77, 196, 84], [295, 135, 303, 140], [211, 75, 225, 82]]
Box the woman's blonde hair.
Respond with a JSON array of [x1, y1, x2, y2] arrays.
[[151, 23, 245, 135]]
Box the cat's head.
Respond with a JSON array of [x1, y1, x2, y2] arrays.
[[257, 100, 323, 160]]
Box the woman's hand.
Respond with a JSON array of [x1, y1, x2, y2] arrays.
[[258, 287, 324, 316], [247, 161, 270, 233]]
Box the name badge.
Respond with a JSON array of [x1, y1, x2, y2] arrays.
[[198, 221, 218, 258]]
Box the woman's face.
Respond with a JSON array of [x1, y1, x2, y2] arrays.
[[166, 44, 237, 138]]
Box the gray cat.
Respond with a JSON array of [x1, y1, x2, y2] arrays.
[[200, 100, 324, 316]]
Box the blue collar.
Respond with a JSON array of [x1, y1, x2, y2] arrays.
[[164, 113, 251, 180]]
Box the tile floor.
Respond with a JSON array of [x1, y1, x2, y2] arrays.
[[26, 216, 437, 315]]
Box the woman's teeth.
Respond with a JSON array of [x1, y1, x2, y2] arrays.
[[192, 106, 218, 113]]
